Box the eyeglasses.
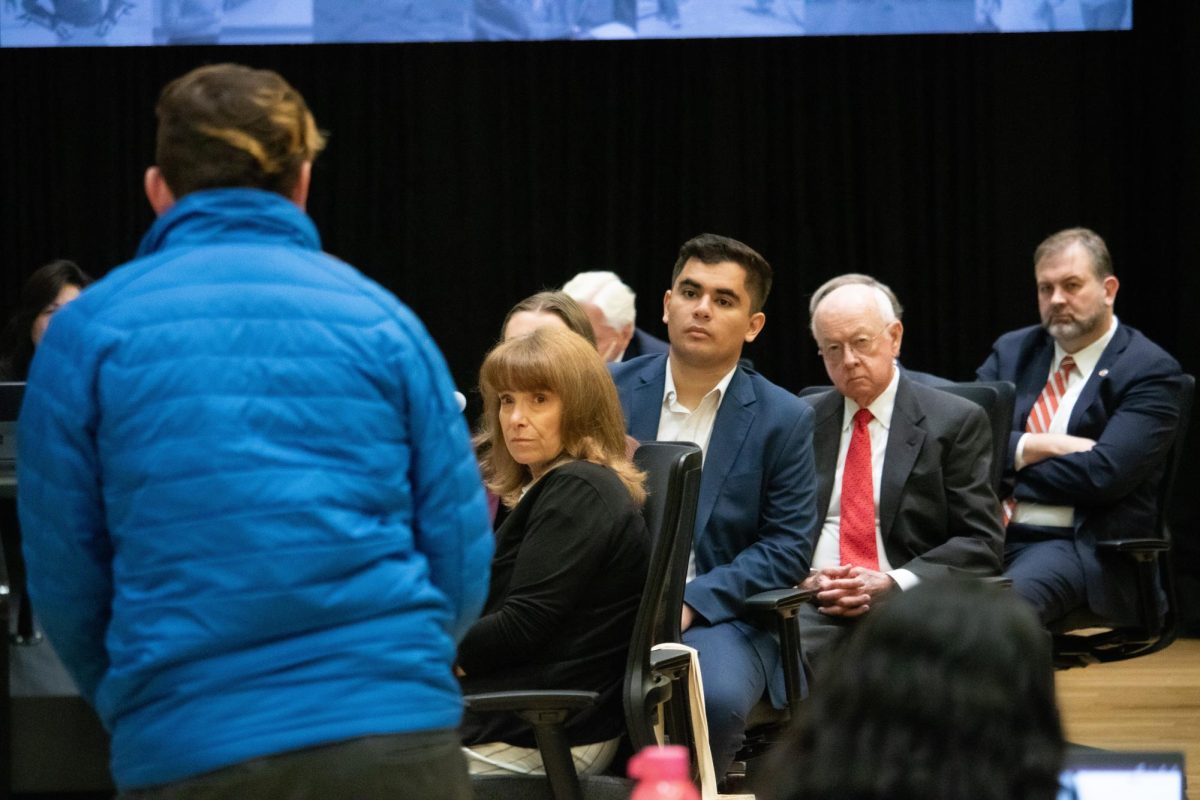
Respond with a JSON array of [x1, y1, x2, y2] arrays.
[[816, 324, 892, 363]]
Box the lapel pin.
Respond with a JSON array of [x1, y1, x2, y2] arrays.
[[1098, 369, 1109, 377]]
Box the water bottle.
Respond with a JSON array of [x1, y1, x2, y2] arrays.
[[628, 745, 701, 800]]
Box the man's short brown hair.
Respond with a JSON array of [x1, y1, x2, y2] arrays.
[[1033, 227, 1113, 278], [671, 234, 773, 313], [155, 63, 326, 198]]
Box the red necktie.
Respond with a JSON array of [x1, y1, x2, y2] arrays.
[[840, 408, 878, 569], [1002, 355, 1077, 524]]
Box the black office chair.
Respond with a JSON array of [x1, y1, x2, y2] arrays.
[[723, 586, 812, 788], [1050, 373, 1194, 669], [470, 442, 704, 800], [931, 381, 1015, 496]]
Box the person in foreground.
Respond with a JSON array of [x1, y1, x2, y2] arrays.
[[17, 63, 493, 798], [0, 259, 92, 381], [610, 233, 819, 779], [760, 580, 1066, 800], [977, 227, 1183, 625], [459, 326, 650, 776], [798, 281, 1003, 667]]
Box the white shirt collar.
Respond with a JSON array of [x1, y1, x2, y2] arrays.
[[842, 366, 900, 431], [663, 358, 738, 413], [1054, 316, 1119, 377]]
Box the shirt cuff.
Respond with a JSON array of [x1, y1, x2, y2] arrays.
[[888, 568, 919, 591], [1014, 432, 1030, 471]]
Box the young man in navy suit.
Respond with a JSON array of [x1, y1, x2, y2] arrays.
[[610, 234, 818, 778], [977, 227, 1184, 625]]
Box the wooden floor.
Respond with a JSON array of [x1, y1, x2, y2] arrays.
[[1056, 637, 1200, 794]]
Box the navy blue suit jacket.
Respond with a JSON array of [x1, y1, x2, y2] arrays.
[[621, 327, 669, 361], [611, 354, 819, 700], [977, 323, 1184, 621]]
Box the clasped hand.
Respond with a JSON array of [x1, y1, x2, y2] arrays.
[[800, 564, 896, 618]]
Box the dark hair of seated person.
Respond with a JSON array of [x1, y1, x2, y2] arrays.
[[0, 259, 93, 381], [759, 580, 1065, 800]]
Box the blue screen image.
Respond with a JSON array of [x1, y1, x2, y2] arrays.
[[0, 0, 1132, 48]]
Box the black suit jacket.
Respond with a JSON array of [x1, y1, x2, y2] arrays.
[[458, 460, 649, 746], [977, 323, 1184, 621], [803, 375, 1004, 580]]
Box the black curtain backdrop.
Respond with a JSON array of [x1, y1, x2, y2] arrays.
[[2, 1, 1198, 628]]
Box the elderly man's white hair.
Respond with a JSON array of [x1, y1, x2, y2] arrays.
[[809, 283, 897, 335], [561, 271, 637, 329]]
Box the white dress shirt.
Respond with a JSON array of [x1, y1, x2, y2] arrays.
[[657, 358, 737, 580], [1012, 317, 1119, 527], [811, 368, 918, 590]]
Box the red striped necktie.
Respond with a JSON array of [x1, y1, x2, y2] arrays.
[[840, 408, 879, 569], [1002, 355, 1077, 524]]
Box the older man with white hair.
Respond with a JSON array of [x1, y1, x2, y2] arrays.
[[798, 280, 1003, 667], [562, 270, 667, 362]]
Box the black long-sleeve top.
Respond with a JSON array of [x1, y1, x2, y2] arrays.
[[459, 459, 649, 747]]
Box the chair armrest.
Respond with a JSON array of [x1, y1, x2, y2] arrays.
[[463, 690, 598, 715], [745, 588, 814, 716], [463, 690, 597, 800], [1096, 539, 1170, 555], [650, 646, 692, 675], [745, 587, 816, 616]]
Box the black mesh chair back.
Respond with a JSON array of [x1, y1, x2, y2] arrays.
[[625, 442, 702, 751], [931, 381, 1015, 496]]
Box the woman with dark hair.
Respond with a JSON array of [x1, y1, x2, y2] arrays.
[[0, 260, 92, 381], [761, 580, 1065, 800], [459, 326, 649, 776]]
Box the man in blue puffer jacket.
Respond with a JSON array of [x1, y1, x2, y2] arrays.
[[17, 63, 493, 798]]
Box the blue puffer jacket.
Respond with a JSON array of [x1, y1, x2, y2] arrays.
[[18, 188, 493, 790]]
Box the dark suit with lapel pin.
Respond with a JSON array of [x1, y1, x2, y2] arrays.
[[798, 375, 1004, 662], [611, 353, 818, 776], [977, 323, 1183, 624]]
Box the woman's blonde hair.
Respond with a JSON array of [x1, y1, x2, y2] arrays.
[[155, 63, 326, 198], [479, 327, 645, 508]]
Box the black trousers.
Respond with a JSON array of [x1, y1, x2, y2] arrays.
[[120, 729, 470, 800]]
